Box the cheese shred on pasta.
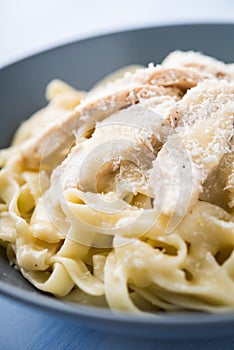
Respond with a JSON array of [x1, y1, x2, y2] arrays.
[[0, 51, 234, 314]]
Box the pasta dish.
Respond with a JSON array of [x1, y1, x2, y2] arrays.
[[0, 51, 234, 313]]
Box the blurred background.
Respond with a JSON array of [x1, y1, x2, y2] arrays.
[[1, 0, 234, 68]]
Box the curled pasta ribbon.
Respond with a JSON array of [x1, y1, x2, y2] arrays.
[[106, 203, 234, 312], [22, 263, 74, 297]]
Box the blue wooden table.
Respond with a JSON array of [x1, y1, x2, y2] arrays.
[[1, 295, 234, 350]]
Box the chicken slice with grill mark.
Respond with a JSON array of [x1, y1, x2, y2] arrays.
[[18, 84, 185, 171], [89, 66, 203, 100], [150, 80, 234, 229], [200, 143, 234, 211], [40, 94, 178, 233], [162, 50, 234, 81]]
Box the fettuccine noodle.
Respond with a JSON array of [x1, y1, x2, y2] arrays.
[[0, 51, 234, 314]]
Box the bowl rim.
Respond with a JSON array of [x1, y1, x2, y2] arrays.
[[2, 276, 234, 337], [1, 21, 234, 70]]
